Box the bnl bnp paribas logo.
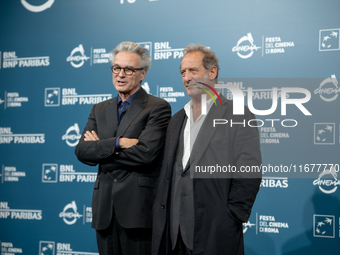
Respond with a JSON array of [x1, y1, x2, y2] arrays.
[[39, 241, 55, 255], [319, 28, 339, 51], [138, 42, 184, 60], [21, 0, 54, 13], [44, 87, 112, 107], [1, 51, 50, 69], [42, 163, 97, 183], [314, 123, 335, 145], [39, 241, 99, 255], [313, 215, 335, 238]]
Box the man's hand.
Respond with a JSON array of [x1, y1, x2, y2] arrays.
[[84, 130, 100, 141], [119, 138, 138, 149]]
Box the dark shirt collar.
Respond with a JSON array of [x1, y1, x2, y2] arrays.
[[117, 87, 141, 105]]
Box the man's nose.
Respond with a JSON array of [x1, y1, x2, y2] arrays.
[[118, 68, 126, 76], [183, 72, 191, 83]]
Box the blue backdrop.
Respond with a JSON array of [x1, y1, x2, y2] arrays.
[[1, 0, 339, 254]]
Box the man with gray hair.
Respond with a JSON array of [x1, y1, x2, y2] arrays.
[[152, 44, 261, 255], [75, 41, 171, 255]]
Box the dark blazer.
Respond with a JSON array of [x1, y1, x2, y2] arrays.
[[75, 88, 171, 230], [152, 95, 262, 255]]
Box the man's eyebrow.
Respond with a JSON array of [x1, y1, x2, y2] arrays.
[[112, 64, 134, 68]]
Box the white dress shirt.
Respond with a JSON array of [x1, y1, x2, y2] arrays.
[[182, 96, 216, 169]]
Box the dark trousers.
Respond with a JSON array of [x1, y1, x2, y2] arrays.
[[171, 231, 193, 255], [96, 216, 152, 255]]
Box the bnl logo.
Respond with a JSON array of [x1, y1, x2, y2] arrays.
[[313, 215, 335, 238], [42, 164, 58, 183], [45, 88, 60, 107], [39, 241, 55, 255], [319, 29, 339, 51], [314, 123, 335, 145]]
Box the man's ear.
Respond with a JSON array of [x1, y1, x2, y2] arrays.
[[209, 66, 217, 80], [140, 69, 147, 82]]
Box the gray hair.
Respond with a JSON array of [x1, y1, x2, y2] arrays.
[[110, 41, 151, 72], [182, 43, 220, 78]]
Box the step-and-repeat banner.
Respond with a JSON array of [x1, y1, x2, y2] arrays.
[[0, 1, 339, 254]]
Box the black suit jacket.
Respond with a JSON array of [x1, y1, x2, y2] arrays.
[[152, 95, 262, 255], [75, 88, 171, 230]]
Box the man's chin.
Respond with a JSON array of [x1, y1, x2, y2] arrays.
[[115, 87, 127, 93]]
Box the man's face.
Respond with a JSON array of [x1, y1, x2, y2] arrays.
[[180, 51, 215, 98], [112, 52, 146, 97]]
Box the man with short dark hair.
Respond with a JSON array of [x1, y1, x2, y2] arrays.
[[152, 44, 262, 255], [75, 41, 171, 255]]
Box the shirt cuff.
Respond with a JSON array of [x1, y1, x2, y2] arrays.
[[115, 136, 122, 151]]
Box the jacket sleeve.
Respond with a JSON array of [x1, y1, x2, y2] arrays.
[[75, 100, 171, 170], [74, 103, 117, 166], [227, 107, 262, 223], [113, 100, 171, 169]]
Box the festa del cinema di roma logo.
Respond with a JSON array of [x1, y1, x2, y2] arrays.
[[66, 45, 90, 68], [232, 33, 261, 59], [313, 166, 340, 194], [314, 74, 340, 102], [21, 0, 54, 12], [59, 201, 82, 225], [62, 123, 81, 147]]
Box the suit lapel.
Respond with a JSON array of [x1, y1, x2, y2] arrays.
[[165, 110, 187, 172], [116, 88, 148, 137], [190, 96, 229, 167], [105, 97, 119, 137]]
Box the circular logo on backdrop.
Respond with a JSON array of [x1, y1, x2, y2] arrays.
[[314, 75, 339, 102], [59, 201, 83, 225], [313, 167, 340, 194], [62, 123, 81, 147], [232, 33, 261, 59], [66, 45, 90, 68], [21, 0, 55, 12]]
